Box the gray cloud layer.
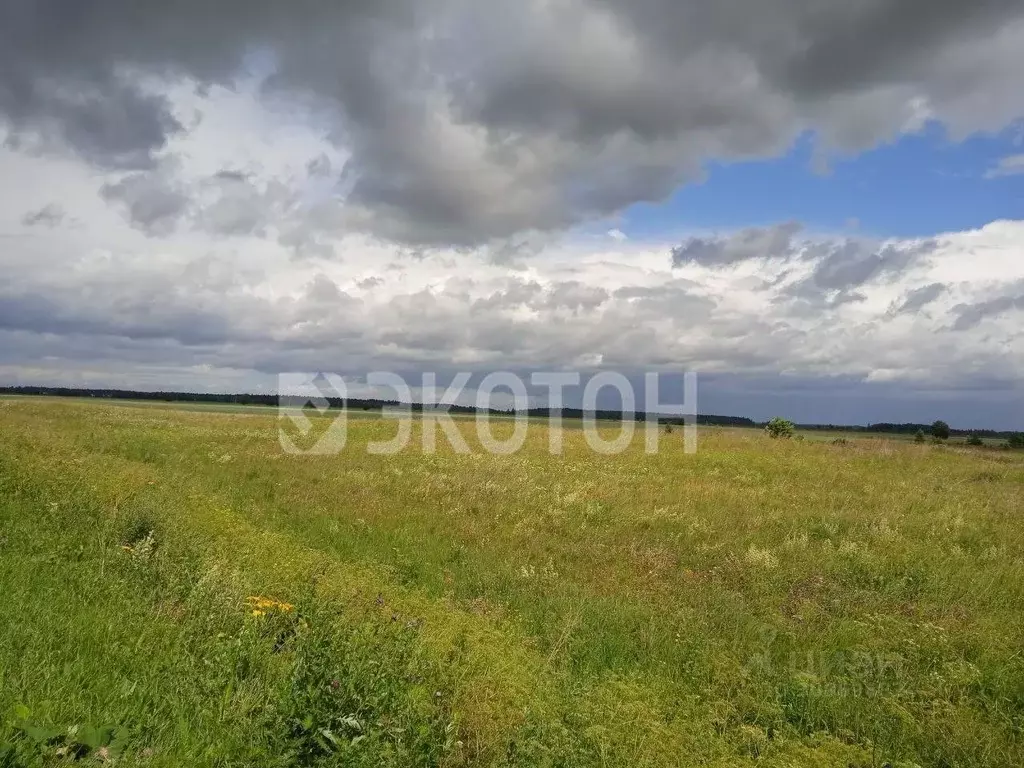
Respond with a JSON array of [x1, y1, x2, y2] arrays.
[[99, 170, 190, 237], [671, 224, 938, 303], [671, 223, 803, 267], [890, 283, 947, 315], [3, 0, 1024, 244], [20, 203, 65, 228], [951, 288, 1024, 331]]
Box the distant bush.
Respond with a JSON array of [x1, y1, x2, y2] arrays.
[[966, 434, 984, 446], [931, 420, 950, 441], [914, 429, 926, 444], [1007, 433, 1024, 449], [765, 417, 795, 439]]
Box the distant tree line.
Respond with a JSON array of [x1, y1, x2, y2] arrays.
[[1, 385, 752, 426], [3, 386, 1021, 439], [785, 420, 1024, 440]]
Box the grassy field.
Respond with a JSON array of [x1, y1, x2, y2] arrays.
[[1, 398, 1023, 767]]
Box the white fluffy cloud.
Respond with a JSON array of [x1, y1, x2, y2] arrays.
[[985, 153, 1024, 178]]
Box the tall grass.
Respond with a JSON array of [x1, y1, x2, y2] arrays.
[[1, 398, 1022, 766]]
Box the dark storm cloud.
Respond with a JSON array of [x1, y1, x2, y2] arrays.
[[595, 0, 1023, 142], [767, 0, 1016, 96], [0, 77, 182, 170], [2, 0, 1023, 244], [0, 0, 182, 167], [0, 0, 385, 169]]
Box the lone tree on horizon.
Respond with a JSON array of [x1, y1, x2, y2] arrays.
[[931, 420, 950, 441], [765, 417, 796, 439]]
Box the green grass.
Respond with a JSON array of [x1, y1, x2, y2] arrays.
[[1, 398, 1023, 766]]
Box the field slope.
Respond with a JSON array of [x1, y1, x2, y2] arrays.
[[1, 398, 1023, 766]]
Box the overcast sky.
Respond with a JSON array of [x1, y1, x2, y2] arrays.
[[2, 0, 1023, 428]]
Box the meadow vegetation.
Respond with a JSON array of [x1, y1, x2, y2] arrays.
[[1, 398, 1023, 766]]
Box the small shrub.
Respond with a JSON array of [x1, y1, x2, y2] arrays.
[[1007, 433, 1024, 449], [931, 420, 950, 441], [914, 429, 926, 444], [966, 434, 983, 446], [120, 513, 158, 548], [765, 417, 795, 439]]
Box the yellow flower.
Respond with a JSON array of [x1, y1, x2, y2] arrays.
[[245, 596, 294, 615]]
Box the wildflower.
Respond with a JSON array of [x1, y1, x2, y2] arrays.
[[121, 531, 156, 561], [245, 596, 295, 617], [744, 546, 779, 570]]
